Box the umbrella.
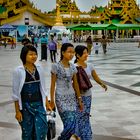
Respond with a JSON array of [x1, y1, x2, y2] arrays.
[[48, 29, 60, 34], [0, 24, 16, 32]]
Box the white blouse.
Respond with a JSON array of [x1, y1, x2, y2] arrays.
[[12, 64, 48, 110]]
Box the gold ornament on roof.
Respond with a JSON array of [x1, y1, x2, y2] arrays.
[[54, 0, 64, 26]]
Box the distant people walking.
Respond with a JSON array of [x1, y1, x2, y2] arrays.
[[86, 36, 93, 55], [31, 35, 35, 46], [74, 45, 107, 140], [3, 38, 7, 48], [21, 34, 31, 46], [50, 43, 83, 140], [34, 35, 39, 48], [40, 33, 48, 61], [138, 40, 140, 48], [61, 33, 69, 45], [11, 37, 16, 49], [100, 35, 110, 54], [0, 39, 2, 48], [48, 35, 57, 63], [12, 45, 51, 140]]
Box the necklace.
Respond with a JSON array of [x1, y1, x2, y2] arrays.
[[25, 66, 36, 81]]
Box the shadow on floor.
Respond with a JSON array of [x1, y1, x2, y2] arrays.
[[94, 135, 136, 140]]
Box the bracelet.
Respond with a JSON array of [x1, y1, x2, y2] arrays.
[[78, 96, 82, 99]]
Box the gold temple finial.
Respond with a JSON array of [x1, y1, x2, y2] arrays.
[[0, 0, 3, 4], [54, 0, 64, 26]]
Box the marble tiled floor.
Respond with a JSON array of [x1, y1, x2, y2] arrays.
[[0, 42, 140, 140]]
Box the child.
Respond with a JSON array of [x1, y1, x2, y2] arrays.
[[12, 44, 51, 140], [50, 43, 83, 140], [94, 42, 100, 54], [74, 45, 107, 140]]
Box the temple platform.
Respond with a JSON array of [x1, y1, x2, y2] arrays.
[[0, 42, 140, 140]]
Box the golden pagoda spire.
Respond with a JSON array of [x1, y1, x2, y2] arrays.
[[54, 0, 64, 26], [0, 0, 3, 4]]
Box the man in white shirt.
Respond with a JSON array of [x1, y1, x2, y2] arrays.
[[61, 33, 69, 45]]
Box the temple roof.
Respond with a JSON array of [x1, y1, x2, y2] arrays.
[[0, 0, 140, 26], [0, 0, 55, 25]]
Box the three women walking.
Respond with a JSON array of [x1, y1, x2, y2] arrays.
[[12, 42, 107, 140]]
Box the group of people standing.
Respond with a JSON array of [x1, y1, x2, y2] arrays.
[[12, 34, 107, 140], [21, 33, 58, 63], [39, 32, 70, 62]]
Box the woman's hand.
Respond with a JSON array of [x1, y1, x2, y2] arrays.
[[50, 101, 55, 110], [15, 111, 22, 122], [46, 104, 52, 111], [78, 98, 84, 111], [101, 83, 107, 91], [46, 101, 52, 111]]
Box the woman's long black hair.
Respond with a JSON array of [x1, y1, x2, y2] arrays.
[[74, 45, 88, 63], [60, 43, 74, 60]]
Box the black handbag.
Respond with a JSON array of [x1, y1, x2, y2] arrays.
[[76, 66, 92, 91], [47, 111, 56, 140]]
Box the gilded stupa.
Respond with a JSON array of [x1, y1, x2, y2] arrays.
[[51, 0, 67, 32], [54, 0, 64, 26]]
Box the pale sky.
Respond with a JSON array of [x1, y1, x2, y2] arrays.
[[29, 0, 112, 12]]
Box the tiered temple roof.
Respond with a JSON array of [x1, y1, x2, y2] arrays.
[[100, 0, 140, 24], [0, 0, 140, 26]]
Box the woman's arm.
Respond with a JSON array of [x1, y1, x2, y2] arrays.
[[14, 101, 22, 122], [91, 70, 107, 91], [50, 73, 56, 109], [12, 69, 20, 101], [73, 74, 83, 111], [12, 69, 23, 122], [46, 96, 52, 111]]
